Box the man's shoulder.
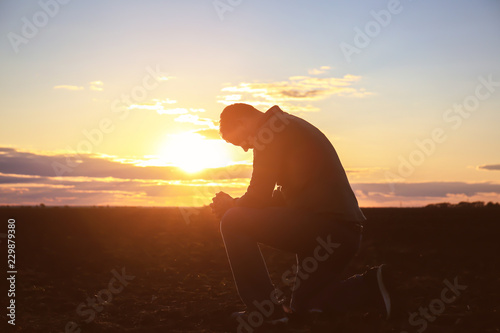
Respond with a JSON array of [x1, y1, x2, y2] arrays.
[[256, 105, 331, 151]]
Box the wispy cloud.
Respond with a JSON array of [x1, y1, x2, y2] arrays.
[[89, 81, 104, 91], [156, 108, 191, 115], [477, 164, 500, 171], [174, 114, 218, 129], [308, 66, 331, 75], [217, 68, 373, 112], [129, 99, 205, 115], [54, 81, 105, 91], [158, 75, 174, 81], [194, 129, 221, 140]]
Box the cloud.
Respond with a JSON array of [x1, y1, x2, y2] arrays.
[[352, 181, 500, 199], [477, 164, 500, 171], [89, 81, 103, 91], [157, 108, 191, 115], [158, 75, 175, 81], [53, 81, 105, 91], [308, 66, 331, 75], [53, 85, 84, 91], [0, 174, 251, 206], [0, 147, 252, 206], [217, 69, 373, 113], [351, 181, 500, 207], [174, 114, 218, 129], [2, 147, 499, 207], [0, 147, 249, 181], [194, 129, 222, 140], [128, 99, 205, 115], [222, 94, 242, 102], [0, 147, 17, 154]]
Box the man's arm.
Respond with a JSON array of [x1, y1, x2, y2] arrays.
[[235, 143, 281, 208]]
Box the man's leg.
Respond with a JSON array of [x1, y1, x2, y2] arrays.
[[220, 208, 274, 311], [289, 222, 362, 313], [220, 206, 322, 312], [295, 228, 392, 318], [221, 206, 391, 318]]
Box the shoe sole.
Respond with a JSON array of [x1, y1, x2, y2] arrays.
[[377, 265, 391, 320]]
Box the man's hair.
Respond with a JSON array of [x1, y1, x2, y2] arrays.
[[219, 103, 261, 138]]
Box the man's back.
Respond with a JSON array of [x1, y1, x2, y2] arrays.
[[237, 106, 366, 222]]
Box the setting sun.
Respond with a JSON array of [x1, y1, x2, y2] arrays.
[[158, 132, 233, 173]]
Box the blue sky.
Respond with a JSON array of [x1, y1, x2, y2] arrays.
[[1, 0, 500, 206]]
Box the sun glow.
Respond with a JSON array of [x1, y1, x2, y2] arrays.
[[158, 132, 233, 173]]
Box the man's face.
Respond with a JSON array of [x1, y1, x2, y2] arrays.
[[222, 122, 253, 152]]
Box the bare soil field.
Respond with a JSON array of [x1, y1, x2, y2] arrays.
[[0, 206, 498, 332]]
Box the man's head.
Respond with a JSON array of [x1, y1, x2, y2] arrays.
[[219, 103, 264, 152]]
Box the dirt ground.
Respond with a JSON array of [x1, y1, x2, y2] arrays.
[[0, 206, 498, 333]]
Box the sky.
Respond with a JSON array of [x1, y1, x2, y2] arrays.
[[1, 0, 499, 207]]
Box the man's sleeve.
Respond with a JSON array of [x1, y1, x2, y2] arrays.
[[234, 146, 281, 208]]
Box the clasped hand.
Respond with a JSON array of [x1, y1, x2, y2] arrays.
[[209, 191, 235, 219]]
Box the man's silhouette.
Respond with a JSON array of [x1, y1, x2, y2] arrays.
[[211, 104, 391, 327]]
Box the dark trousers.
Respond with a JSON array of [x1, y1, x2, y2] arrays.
[[220, 206, 365, 313]]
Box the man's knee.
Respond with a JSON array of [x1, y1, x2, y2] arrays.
[[219, 206, 245, 235]]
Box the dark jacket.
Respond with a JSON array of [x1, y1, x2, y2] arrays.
[[235, 105, 366, 222]]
